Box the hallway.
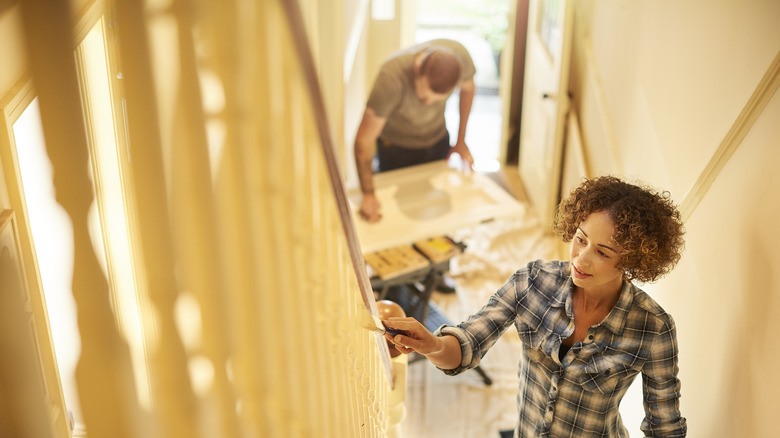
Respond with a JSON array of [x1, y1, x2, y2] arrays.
[[0, 1, 777, 436]]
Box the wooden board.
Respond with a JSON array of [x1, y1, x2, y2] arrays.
[[364, 244, 431, 280], [413, 236, 461, 264], [348, 161, 525, 253]]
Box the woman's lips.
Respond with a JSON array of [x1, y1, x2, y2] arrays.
[[572, 264, 592, 279]]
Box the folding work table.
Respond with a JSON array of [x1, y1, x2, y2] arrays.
[[348, 160, 525, 385]]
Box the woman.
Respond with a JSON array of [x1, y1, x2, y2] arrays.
[[383, 176, 687, 437]]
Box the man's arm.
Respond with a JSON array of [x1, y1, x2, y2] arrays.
[[354, 107, 387, 222], [449, 78, 475, 170]]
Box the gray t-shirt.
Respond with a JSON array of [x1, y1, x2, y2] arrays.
[[366, 39, 476, 149]]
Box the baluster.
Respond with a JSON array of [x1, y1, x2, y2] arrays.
[[167, 0, 241, 435], [114, 0, 200, 435]]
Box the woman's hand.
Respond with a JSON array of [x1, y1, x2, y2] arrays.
[[382, 317, 440, 355], [382, 317, 462, 370]]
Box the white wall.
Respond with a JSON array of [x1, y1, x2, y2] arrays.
[[663, 92, 780, 437], [570, 0, 780, 435]]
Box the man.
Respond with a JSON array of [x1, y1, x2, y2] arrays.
[[354, 39, 477, 223]]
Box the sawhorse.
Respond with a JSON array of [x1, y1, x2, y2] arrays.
[[371, 258, 493, 386]]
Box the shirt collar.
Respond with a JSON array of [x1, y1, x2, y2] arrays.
[[549, 263, 573, 309], [599, 281, 633, 335], [552, 262, 634, 335]]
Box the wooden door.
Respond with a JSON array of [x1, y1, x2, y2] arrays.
[[518, 0, 574, 228]]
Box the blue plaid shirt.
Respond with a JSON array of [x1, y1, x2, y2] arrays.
[[437, 260, 686, 437]]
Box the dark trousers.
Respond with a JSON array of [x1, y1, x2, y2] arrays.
[[377, 132, 451, 173]]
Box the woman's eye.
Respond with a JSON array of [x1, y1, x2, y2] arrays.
[[575, 236, 584, 244], [598, 251, 609, 258]]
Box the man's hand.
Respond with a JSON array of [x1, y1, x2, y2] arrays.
[[354, 108, 387, 222], [449, 140, 474, 173], [359, 192, 382, 223], [452, 77, 475, 173]]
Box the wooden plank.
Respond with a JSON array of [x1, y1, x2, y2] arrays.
[[413, 236, 461, 264], [348, 160, 526, 253], [364, 244, 430, 280]]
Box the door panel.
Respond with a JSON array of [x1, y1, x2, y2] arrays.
[[518, 0, 574, 228]]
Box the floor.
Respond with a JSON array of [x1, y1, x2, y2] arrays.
[[398, 171, 561, 437]]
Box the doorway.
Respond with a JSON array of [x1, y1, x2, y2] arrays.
[[414, 0, 510, 172]]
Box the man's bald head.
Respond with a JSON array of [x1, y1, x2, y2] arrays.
[[418, 48, 461, 94]]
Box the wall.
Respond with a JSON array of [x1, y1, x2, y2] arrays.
[[340, 0, 406, 190], [569, 0, 780, 435], [0, 6, 25, 101], [341, 0, 370, 187], [0, 5, 24, 211], [666, 92, 779, 437]]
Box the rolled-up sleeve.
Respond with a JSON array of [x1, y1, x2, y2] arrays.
[[433, 272, 523, 375]]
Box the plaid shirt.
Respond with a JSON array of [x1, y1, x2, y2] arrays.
[[437, 260, 686, 437]]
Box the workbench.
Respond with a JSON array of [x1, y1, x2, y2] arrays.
[[348, 160, 524, 253], [349, 161, 525, 386], [366, 236, 465, 324]]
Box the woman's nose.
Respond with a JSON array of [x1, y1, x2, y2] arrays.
[[578, 250, 593, 267]]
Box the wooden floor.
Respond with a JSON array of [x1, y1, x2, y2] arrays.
[[484, 165, 530, 204]]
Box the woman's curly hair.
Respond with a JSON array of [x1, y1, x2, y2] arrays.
[[553, 176, 685, 283]]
